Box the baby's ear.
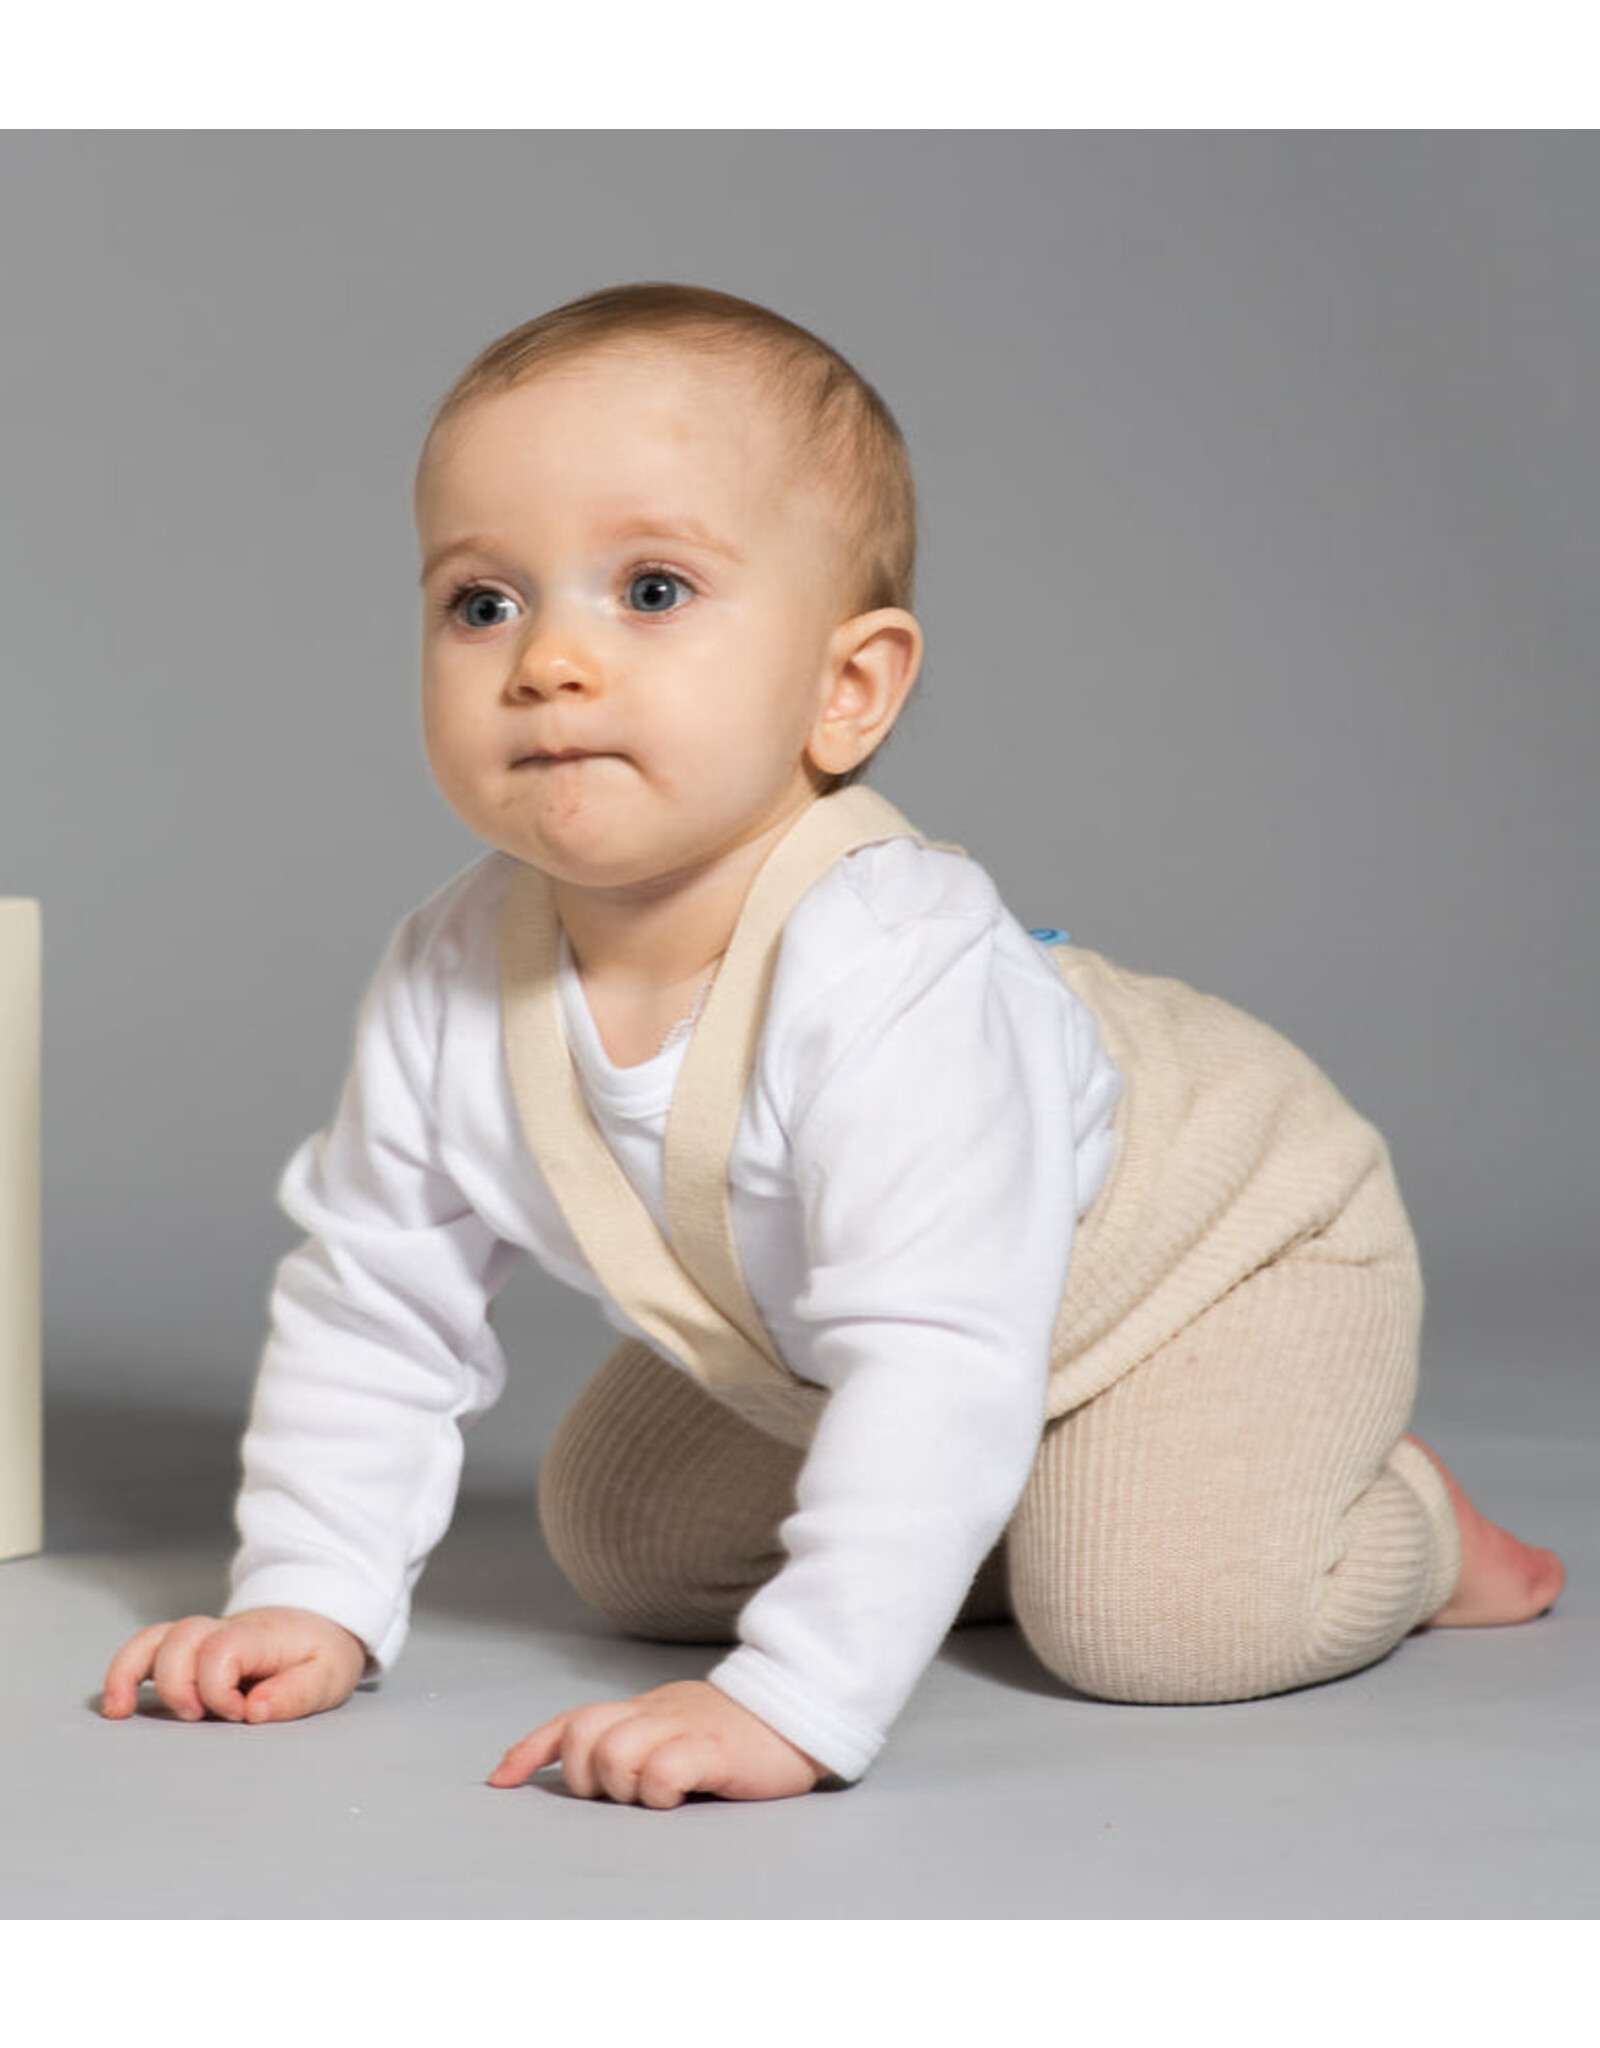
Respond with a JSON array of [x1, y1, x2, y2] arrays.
[[808, 609, 923, 779]]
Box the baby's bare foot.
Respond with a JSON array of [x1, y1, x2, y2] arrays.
[[1408, 1434, 1566, 1626]]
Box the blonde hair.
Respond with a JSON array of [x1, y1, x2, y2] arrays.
[[420, 281, 917, 618]]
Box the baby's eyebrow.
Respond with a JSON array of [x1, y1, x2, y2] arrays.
[[598, 513, 746, 564], [418, 535, 502, 586], [419, 518, 746, 587]]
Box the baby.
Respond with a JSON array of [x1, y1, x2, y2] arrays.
[[101, 282, 1564, 1806]]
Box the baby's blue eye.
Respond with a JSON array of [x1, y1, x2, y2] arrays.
[[456, 587, 516, 630], [625, 570, 691, 615]]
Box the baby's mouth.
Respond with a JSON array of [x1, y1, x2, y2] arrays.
[[513, 748, 610, 768]]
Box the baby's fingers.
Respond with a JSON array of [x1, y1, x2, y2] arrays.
[[226, 1652, 340, 1724], [101, 1621, 178, 1718], [635, 1735, 714, 1811], [193, 1624, 286, 1723], [487, 1713, 574, 1789], [489, 1701, 641, 1794], [101, 1615, 217, 1721]]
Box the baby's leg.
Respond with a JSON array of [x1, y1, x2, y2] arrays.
[[539, 1337, 1011, 1641], [1404, 1434, 1565, 1625], [538, 1339, 803, 1641], [1007, 1160, 1533, 1705]]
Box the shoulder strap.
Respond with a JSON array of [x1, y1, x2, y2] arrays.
[[663, 787, 924, 1352], [498, 786, 923, 1395]]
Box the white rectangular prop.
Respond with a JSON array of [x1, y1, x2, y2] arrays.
[[0, 900, 41, 1563]]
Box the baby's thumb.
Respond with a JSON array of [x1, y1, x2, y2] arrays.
[[242, 1661, 324, 1723]]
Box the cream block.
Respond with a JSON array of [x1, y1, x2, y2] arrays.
[[0, 900, 41, 1563]]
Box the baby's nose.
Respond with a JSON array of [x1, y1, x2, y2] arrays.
[[512, 653, 593, 698], [510, 612, 602, 697]]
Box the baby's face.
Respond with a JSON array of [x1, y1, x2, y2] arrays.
[[415, 344, 856, 899]]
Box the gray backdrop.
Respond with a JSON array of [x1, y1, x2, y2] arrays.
[[3, 133, 1594, 1530]]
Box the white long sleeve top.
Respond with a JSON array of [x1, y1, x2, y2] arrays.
[[224, 835, 1123, 1780]]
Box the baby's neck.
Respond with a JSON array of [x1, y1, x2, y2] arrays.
[[571, 946, 724, 1070], [551, 827, 787, 1068], [551, 808, 803, 991], [557, 880, 734, 994]]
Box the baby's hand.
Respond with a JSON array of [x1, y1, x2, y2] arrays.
[[488, 1679, 825, 1809], [100, 1606, 368, 1725]]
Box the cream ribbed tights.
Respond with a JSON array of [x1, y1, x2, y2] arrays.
[[538, 1150, 1460, 1706]]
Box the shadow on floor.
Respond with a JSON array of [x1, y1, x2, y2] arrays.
[[938, 1617, 1093, 1701], [42, 1389, 606, 1654], [44, 1388, 242, 1554]]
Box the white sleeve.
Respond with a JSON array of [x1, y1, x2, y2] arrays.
[[707, 856, 1104, 1781], [223, 896, 520, 1674]]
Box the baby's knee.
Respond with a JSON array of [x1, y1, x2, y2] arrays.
[[1011, 1565, 1310, 1706], [538, 1440, 734, 1643], [537, 1373, 798, 1643]]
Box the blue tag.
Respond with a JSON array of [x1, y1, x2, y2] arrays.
[[1029, 926, 1071, 946]]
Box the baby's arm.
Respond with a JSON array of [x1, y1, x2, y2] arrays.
[[101, 873, 516, 1724], [221, 885, 518, 1671], [101, 1606, 367, 1723]]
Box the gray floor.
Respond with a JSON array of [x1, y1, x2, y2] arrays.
[[5, 1261, 1595, 1919]]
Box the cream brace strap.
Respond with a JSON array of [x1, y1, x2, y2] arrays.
[[498, 787, 924, 1438]]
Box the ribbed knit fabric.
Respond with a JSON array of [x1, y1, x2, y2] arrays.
[[1005, 1152, 1460, 1702], [539, 1338, 802, 1642], [1040, 945, 1406, 1421]]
